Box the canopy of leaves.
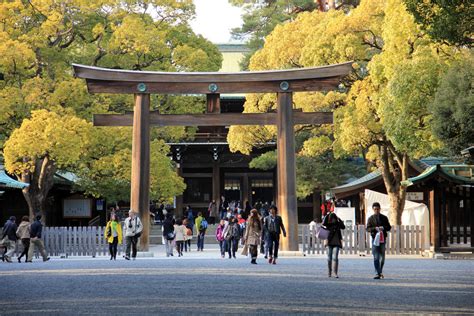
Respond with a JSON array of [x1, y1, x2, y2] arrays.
[[0, 0, 222, 202], [430, 54, 474, 156], [404, 0, 473, 47]]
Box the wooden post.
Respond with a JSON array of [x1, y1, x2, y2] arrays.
[[212, 162, 220, 210], [277, 92, 298, 252], [131, 94, 151, 251], [430, 188, 440, 251]]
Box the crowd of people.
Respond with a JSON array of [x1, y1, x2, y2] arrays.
[[2, 199, 392, 280]]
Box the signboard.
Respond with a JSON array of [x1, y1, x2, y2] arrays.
[[334, 207, 356, 226], [406, 192, 423, 201], [63, 199, 92, 218]]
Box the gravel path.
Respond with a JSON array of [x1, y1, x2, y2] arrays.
[[0, 255, 473, 315]]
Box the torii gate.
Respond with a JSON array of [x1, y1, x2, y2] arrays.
[[73, 62, 352, 252]]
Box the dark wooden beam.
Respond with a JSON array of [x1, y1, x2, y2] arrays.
[[85, 78, 342, 94], [73, 62, 353, 83], [93, 112, 333, 127]]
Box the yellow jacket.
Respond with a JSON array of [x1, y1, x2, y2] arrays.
[[105, 221, 123, 244]]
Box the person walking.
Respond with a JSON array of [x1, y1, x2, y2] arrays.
[[220, 196, 228, 220], [322, 211, 345, 278], [123, 210, 143, 260], [163, 214, 175, 257], [366, 202, 391, 279], [223, 217, 240, 259], [244, 209, 262, 264], [27, 215, 50, 262], [16, 216, 31, 263], [183, 218, 193, 252], [308, 218, 318, 248], [208, 200, 218, 225], [263, 205, 286, 265], [216, 219, 226, 258], [174, 219, 186, 257], [195, 212, 208, 251], [105, 213, 122, 260], [1, 216, 18, 263]]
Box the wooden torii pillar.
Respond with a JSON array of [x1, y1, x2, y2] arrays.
[[73, 62, 352, 251]]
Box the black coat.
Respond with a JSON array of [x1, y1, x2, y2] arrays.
[[366, 213, 391, 240], [30, 219, 43, 238], [263, 215, 286, 237], [162, 218, 175, 236], [2, 220, 17, 241], [323, 213, 345, 248]]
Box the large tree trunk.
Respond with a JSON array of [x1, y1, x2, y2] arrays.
[[379, 144, 409, 225], [21, 156, 56, 224]]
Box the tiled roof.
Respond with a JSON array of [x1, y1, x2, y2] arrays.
[[0, 166, 29, 189]]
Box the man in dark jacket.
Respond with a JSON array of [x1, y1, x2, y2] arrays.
[[1, 216, 18, 262], [366, 202, 391, 279], [264, 205, 286, 265], [27, 215, 49, 262]]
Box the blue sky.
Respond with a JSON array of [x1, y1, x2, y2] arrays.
[[190, 0, 244, 44]]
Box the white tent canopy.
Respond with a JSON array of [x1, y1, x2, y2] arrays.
[[364, 189, 430, 248]]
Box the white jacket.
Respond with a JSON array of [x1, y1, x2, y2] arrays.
[[174, 224, 187, 241], [123, 216, 143, 237]]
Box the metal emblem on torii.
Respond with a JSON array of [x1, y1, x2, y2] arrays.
[[73, 62, 353, 252]]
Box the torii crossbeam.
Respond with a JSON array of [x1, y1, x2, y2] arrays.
[[73, 62, 353, 252]]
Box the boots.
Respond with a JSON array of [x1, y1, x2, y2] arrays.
[[327, 261, 332, 277], [251, 258, 257, 264], [332, 260, 339, 278]]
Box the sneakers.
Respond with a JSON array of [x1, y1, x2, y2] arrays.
[[125, 256, 130, 260], [268, 258, 273, 264], [4, 256, 12, 263]]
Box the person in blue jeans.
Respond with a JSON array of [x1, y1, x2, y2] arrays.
[[323, 211, 345, 278], [366, 202, 391, 279]]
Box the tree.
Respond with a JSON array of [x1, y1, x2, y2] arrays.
[[229, 0, 468, 224], [430, 55, 474, 156], [3, 110, 91, 221], [404, 0, 473, 47], [0, 1, 222, 214]]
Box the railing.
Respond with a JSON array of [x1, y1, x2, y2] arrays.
[[302, 224, 426, 256], [88, 215, 101, 227], [19, 226, 126, 258]]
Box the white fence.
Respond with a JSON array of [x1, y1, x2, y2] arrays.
[[16, 226, 126, 258], [302, 224, 426, 256]]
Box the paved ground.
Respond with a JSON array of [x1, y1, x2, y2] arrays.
[[0, 248, 473, 315]]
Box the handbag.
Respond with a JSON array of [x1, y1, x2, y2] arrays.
[[316, 226, 330, 240], [373, 231, 381, 246], [166, 232, 175, 240], [241, 244, 249, 256]]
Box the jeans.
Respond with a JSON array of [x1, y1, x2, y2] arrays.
[[226, 238, 239, 258], [267, 233, 280, 259], [165, 239, 174, 256], [220, 211, 226, 220], [372, 243, 386, 275], [219, 240, 226, 256], [2, 238, 16, 259], [197, 232, 205, 250], [327, 246, 340, 262], [108, 237, 118, 259], [125, 236, 138, 258]]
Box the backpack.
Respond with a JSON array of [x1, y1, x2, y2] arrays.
[[199, 219, 208, 231], [231, 224, 240, 238], [186, 228, 193, 236]]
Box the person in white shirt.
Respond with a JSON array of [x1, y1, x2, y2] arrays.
[[123, 210, 143, 260], [308, 218, 318, 248]]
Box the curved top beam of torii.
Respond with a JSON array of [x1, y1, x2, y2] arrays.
[[73, 62, 353, 94]]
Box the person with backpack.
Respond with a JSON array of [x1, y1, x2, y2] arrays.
[[105, 212, 123, 260], [183, 217, 193, 252], [123, 210, 143, 260], [195, 212, 207, 251], [322, 210, 346, 278], [223, 217, 240, 259], [1, 216, 18, 263], [263, 205, 286, 265], [216, 219, 226, 258]]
